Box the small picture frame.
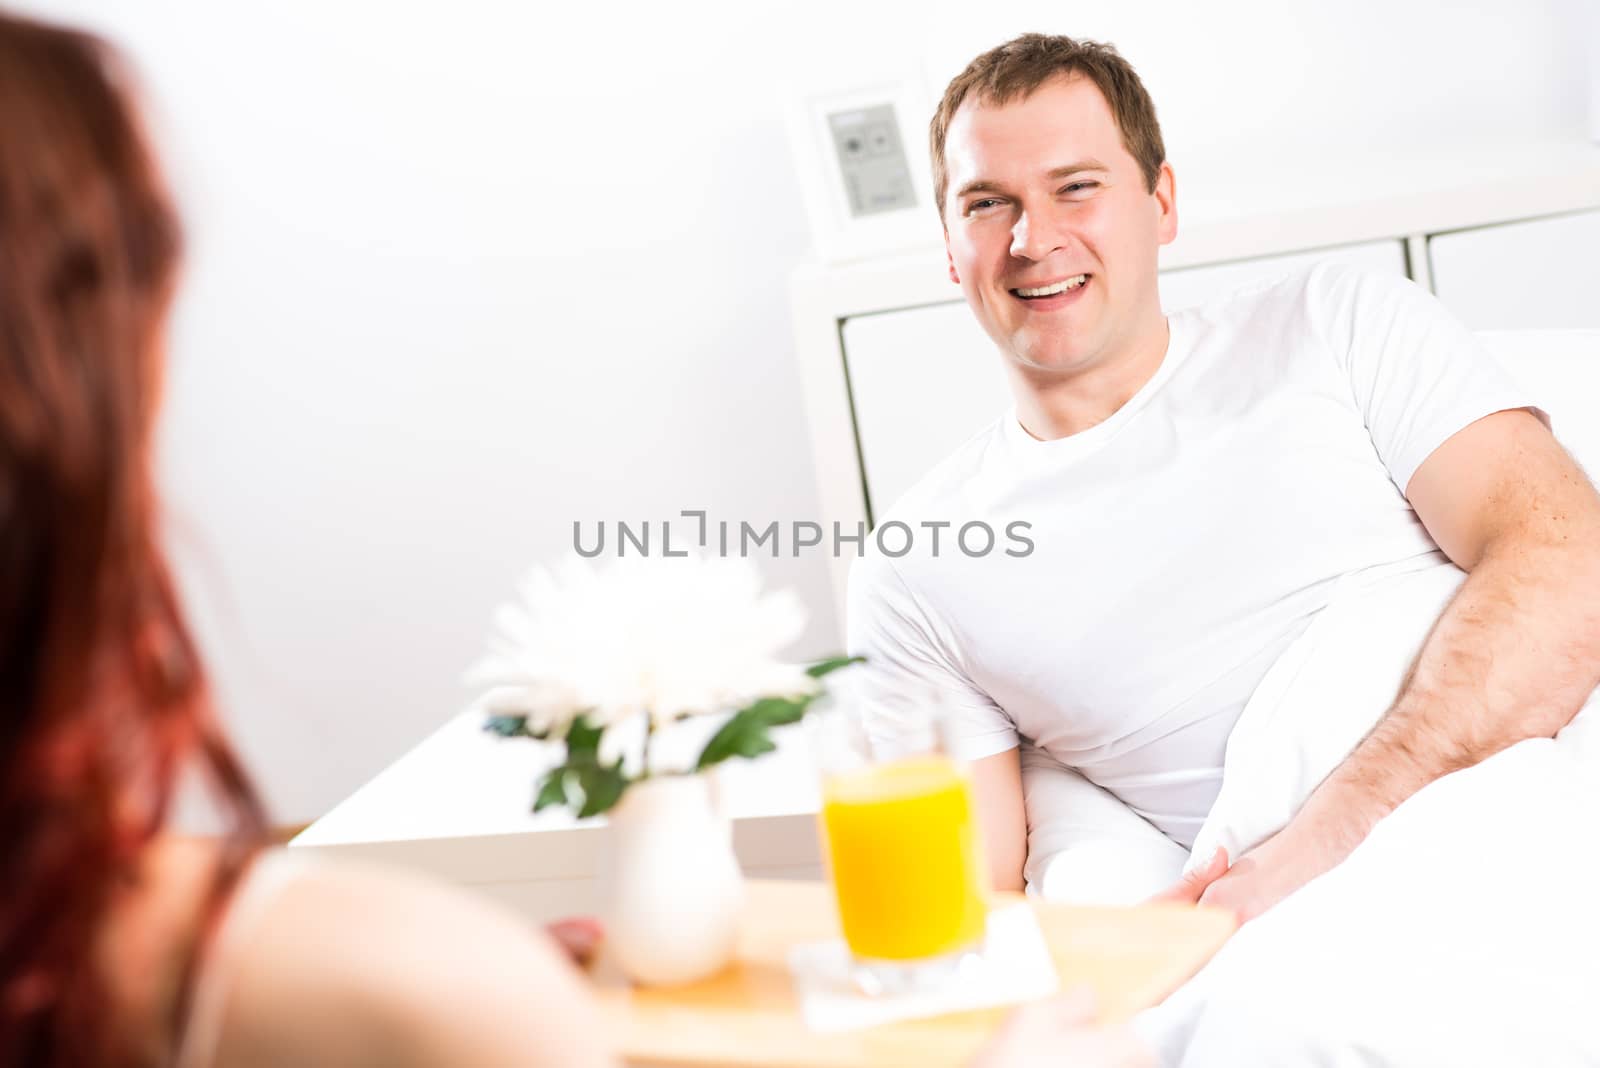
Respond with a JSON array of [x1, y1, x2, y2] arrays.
[[785, 73, 942, 265]]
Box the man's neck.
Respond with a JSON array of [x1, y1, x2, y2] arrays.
[[1010, 315, 1172, 441]]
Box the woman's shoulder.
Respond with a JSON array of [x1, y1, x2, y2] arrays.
[[195, 847, 615, 1068], [97, 837, 222, 1067]]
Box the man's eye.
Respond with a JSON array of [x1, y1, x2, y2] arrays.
[[967, 198, 1001, 214], [1061, 181, 1099, 194]]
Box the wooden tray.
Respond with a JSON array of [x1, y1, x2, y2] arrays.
[[591, 879, 1234, 1067]]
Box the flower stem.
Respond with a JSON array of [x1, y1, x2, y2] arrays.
[[640, 710, 654, 780]]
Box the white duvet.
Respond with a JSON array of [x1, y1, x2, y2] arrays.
[[1024, 556, 1600, 1065]]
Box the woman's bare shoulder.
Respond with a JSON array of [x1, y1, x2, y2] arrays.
[[211, 854, 615, 1068], [97, 837, 223, 1065]]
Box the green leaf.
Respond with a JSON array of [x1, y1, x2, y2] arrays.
[[575, 761, 627, 818], [484, 714, 533, 738], [696, 721, 780, 769], [695, 697, 805, 770], [743, 695, 809, 727], [806, 655, 864, 679], [564, 715, 604, 759], [533, 767, 568, 812]]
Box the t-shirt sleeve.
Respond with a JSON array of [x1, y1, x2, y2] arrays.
[[845, 551, 1018, 761], [1308, 263, 1547, 495]]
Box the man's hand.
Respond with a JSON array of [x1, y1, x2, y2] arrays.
[[1156, 804, 1371, 923], [1152, 846, 1230, 906], [1172, 833, 1331, 924]]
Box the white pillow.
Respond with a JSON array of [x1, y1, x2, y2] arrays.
[[1021, 744, 1189, 903], [1184, 556, 1464, 873]]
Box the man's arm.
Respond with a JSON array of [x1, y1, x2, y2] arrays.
[[969, 747, 1028, 893], [1176, 408, 1600, 921]]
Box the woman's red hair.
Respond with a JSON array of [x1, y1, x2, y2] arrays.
[[0, 13, 268, 1066]]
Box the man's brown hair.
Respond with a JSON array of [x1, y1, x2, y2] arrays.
[[929, 33, 1166, 222]]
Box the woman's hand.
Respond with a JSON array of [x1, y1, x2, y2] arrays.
[[546, 916, 604, 967], [969, 988, 1154, 1068]]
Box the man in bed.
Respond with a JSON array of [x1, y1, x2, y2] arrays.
[[846, 32, 1600, 927]]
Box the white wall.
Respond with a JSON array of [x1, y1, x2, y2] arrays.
[[17, 0, 1591, 823]]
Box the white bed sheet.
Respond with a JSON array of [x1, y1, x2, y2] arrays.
[[1137, 704, 1600, 1066]]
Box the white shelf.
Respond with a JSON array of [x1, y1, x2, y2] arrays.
[[290, 710, 824, 900], [1168, 141, 1600, 268]]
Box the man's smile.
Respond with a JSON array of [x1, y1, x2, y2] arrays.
[[1009, 273, 1091, 306]]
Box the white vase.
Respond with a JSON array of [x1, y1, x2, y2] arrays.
[[606, 773, 744, 986]]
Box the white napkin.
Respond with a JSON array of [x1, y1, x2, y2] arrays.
[[787, 903, 1059, 1033]]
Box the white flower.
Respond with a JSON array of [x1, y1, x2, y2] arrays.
[[468, 554, 816, 756]]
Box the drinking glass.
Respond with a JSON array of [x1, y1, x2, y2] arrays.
[[810, 679, 990, 994]]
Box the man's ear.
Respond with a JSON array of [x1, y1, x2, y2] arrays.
[[1154, 161, 1178, 246], [944, 228, 960, 284]]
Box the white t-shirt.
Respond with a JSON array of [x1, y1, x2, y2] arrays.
[[846, 263, 1540, 848]]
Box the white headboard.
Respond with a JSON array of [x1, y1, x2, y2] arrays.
[[1485, 332, 1600, 475]]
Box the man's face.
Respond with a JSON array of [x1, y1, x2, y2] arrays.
[[941, 75, 1176, 376]]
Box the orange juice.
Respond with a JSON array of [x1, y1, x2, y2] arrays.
[[820, 754, 988, 961]]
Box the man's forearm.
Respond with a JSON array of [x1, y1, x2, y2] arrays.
[[1176, 415, 1600, 922], [1295, 531, 1600, 846]]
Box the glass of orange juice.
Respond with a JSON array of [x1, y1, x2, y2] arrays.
[[812, 683, 990, 993]]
